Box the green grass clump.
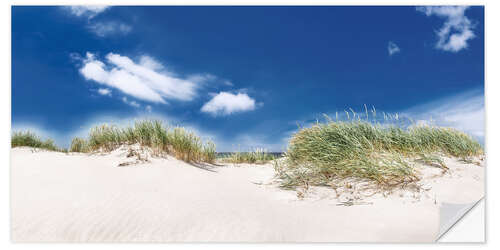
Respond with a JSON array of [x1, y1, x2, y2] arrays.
[[69, 137, 90, 153], [276, 117, 483, 190], [82, 120, 216, 163], [219, 148, 278, 164], [11, 131, 60, 151], [88, 124, 123, 152]]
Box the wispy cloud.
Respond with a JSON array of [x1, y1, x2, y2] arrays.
[[403, 89, 484, 142], [122, 97, 141, 108], [63, 6, 132, 38], [139, 56, 164, 71], [201, 92, 257, 116], [223, 80, 234, 86], [388, 41, 400, 56], [187, 73, 217, 85], [97, 88, 112, 96], [87, 21, 132, 37], [417, 6, 476, 52], [77, 52, 200, 104], [64, 6, 109, 19]]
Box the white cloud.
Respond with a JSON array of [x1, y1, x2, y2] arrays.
[[87, 21, 132, 37], [122, 97, 141, 108], [139, 56, 164, 71], [388, 41, 400, 55], [185, 73, 235, 88], [404, 89, 484, 141], [201, 92, 257, 116], [145, 105, 153, 113], [63, 6, 131, 37], [187, 73, 217, 84], [65, 6, 109, 19], [417, 6, 476, 52], [97, 88, 112, 96], [78, 52, 200, 104]]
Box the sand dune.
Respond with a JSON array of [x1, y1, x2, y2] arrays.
[[10, 147, 484, 242]]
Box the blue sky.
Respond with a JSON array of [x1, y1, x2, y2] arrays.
[[12, 6, 484, 151]]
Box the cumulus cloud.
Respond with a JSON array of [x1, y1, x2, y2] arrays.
[[417, 6, 476, 52], [65, 6, 109, 19], [78, 52, 199, 104], [87, 21, 132, 37], [388, 41, 400, 55], [97, 88, 112, 96], [201, 92, 257, 116]]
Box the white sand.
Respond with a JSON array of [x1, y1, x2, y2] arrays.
[[10, 147, 484, 242]]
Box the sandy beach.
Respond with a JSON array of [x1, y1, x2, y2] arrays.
[[10, 147, 484, 242]]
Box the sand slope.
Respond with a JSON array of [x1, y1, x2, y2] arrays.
[[10, 147, 484, 242]]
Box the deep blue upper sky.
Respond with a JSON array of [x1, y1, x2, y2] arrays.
[[12, 6, 485, 151]]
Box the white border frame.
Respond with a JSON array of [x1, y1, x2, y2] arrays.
[[3, 0, 497, 248]]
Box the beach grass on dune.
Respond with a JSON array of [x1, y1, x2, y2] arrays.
[[69, 137, 90, 153], [11, 120, 216, 163], [11, 131, 61, 152], [218, 149, 278, 164], [274, 114, 483, 190], [82, 120, 216, 163], [12, 113, 483, 184]]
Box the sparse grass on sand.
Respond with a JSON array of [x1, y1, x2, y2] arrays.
[[12, 120, 216, 163], [11, 131, 62, 152], [218, 149, 278, 164], [78, 120, 216, 163], [274, 112, 483, 191]]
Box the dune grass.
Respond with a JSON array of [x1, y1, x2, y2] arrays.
[[218, 148, 278, 164], [69, 137, 90, 153], [11, 131, 61, 152], [274, 113, 483, 191], [12, 120, 216, 163], [79, 120, 216, 163]]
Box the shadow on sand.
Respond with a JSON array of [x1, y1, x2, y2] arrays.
[[186, 162, 224, 173]]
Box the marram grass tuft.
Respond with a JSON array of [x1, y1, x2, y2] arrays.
[[11, 120, 216, 163], [11, 131, 61, 152], [69, 137, 89, 153], [275, 114, 483, 191], [84, 120, 216, 163]]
